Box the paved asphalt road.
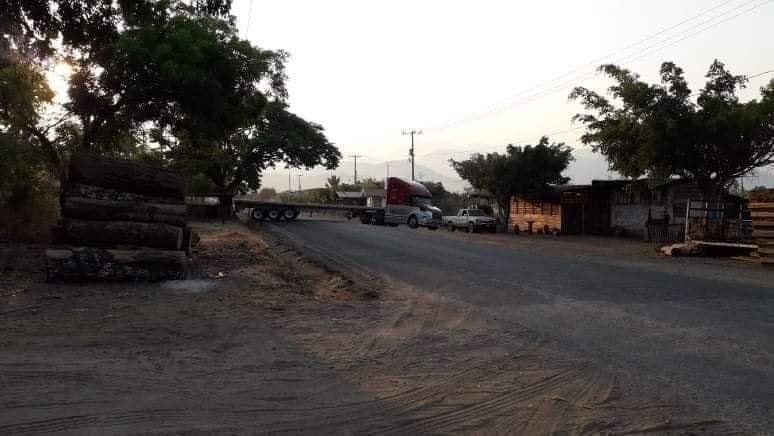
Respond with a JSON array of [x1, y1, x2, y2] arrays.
[[267, 219, 774, 431]]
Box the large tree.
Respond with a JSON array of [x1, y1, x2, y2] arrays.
[[450, 137, 573, 229], [570, 61, 774, 200], [1, 0, 340, 191]]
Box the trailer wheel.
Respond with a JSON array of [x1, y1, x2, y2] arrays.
[[267, 208, 282, 221], [282, 208, 299, 221], [251, 208, 267, 221], [408, 215, 419, 229]]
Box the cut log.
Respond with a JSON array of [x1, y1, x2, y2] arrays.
[[54, 219, 183, 250], [62, 196, 187, 227], [46, 248, 187, 282], [68, 153, 186, 200], [66, 183, 184, 205]]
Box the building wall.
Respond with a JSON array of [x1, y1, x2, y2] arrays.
[[610, 204, 652, 237], [509, 196, 562, 232]]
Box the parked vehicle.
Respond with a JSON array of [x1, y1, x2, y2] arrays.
[[444, 208, 497, 233], [236, 177, 442, 230]]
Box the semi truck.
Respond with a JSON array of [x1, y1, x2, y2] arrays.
[[234, 177, 443, 230]]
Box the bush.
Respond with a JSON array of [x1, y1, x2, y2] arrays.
[[0, 135, 62, 242]]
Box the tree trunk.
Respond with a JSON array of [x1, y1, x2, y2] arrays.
[[68, 153, 186, 200], [46, 248, 187, 282], [66, 183, 185, 205], [497, 194, 511, 232], [54, 218, 183, 250], [62, 196, 188, 227]]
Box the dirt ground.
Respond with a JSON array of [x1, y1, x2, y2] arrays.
[[0, 222, 737, 434]]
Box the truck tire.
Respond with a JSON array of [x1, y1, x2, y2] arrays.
[[408, 215, 419, 229], [282, 207, 299, 221], [468, 222, 475, 233], [369, 214, 378, 225], [251, 208, 266, 221], [447, 221, 455, 232], [267, 208, 282, 221]]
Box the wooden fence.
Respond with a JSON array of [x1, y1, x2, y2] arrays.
[[750, 190, 774, 266]]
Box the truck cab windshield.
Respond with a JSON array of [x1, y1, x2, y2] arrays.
[[467, 209, 486, 216], [411, 196, 432, 207]]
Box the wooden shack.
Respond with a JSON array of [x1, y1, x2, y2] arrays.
[[750, 189, 774, 265], [509, 194, 562, 233]]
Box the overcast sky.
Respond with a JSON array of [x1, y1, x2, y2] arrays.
[[229, 0, 774, 189]]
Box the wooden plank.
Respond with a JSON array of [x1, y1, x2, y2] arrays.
[[750, 211, 774, 218], [753, 230, 774, 238], [748, 203, 774, 210], [758, 247, 774, 256]]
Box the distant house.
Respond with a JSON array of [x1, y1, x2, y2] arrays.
[[363, 189, 386, 208], [602, 178, 746, 241], [336, 191, 365, 206], [509, 179, 745, 240], [335, 189, 386, 208]]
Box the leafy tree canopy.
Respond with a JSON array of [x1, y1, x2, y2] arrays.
[[450, 137, 573, 226], [570, 60, 774, 199], [0, 0, 340, 192]]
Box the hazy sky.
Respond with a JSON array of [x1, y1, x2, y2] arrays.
[[230, 0, 774, 188]]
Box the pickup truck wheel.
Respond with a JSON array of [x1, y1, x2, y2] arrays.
[[467, 222, 475, 233], [447, 221, 455, 232], [408, 215, 419, 229]]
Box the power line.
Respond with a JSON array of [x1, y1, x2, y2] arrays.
[[427, 65, 774, 159], [402, 130, 423, 180], [420, 0, 768, 134], [749, 69, 774, 80], [423, 126, 584, 157]]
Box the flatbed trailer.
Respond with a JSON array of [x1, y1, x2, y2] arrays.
[[234, 198, 384, 223]]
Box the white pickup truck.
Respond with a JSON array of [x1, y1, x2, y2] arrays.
[[443, 209, 497, 233]]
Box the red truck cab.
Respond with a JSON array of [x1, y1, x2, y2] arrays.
[[384, 177, 442, 229]]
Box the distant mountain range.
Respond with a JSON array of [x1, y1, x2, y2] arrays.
[[259, 147, 774, 193]]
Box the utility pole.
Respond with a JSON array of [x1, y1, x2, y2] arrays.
[[350, 154, 363, 184], [402, 129, 422, 181]]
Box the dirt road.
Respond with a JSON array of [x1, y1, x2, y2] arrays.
[[0, 221, 756, 433]]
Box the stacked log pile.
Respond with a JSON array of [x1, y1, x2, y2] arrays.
[[47, 154, 195, 281], [750, 189, 774, 266]]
